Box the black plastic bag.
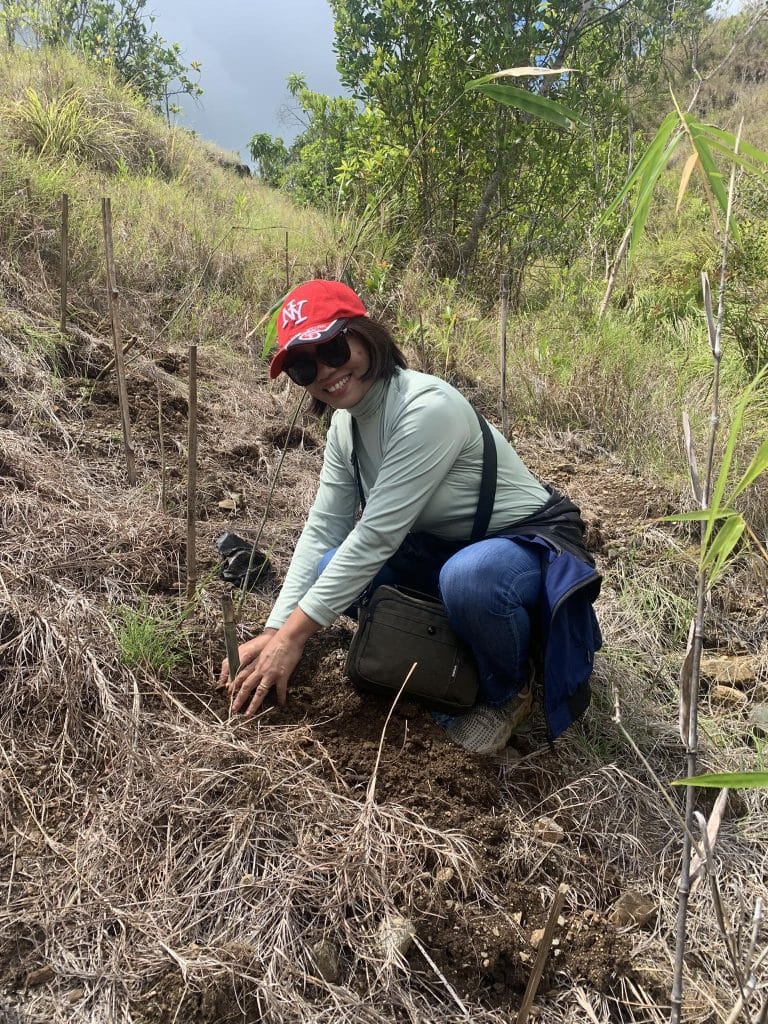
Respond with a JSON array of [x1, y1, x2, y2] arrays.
[[214, 533, 273, 591]]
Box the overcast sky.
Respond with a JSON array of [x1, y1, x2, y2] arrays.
[[147, 0, 346, 162]]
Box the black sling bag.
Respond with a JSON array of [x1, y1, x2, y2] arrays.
[[344, 409, 496, 713]]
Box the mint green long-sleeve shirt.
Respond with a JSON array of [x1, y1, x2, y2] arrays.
[[265, 369, 549, 630]]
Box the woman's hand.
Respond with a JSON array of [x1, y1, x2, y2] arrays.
[[217, 609, 320, 718]]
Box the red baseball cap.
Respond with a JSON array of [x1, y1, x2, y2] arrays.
[[269, 279, 368, 379]]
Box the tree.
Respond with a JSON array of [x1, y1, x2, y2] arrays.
[[248, 132, 291, 187], [1, 0, 202, 115], [249, 74, 362, 207], [325, 0, 714, 287]]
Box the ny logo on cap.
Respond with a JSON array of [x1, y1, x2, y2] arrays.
[[281, 299, 308, 329]]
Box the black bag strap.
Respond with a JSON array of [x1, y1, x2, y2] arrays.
[[472, 409, 497, 541], [350, 408, 497, 541]]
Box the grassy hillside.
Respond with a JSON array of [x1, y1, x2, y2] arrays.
[[1, 43, 767, 1024]]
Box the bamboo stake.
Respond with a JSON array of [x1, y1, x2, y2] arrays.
[[284, 230, 289, 290], [499, 271, 510, 438], [101, 197, 137, 485], [156, 384, 167, 513], [516, 884, 567, 1024], [186, 344, 198, 601], [59, 193, 69, 335], [220, 594, 240, 682]]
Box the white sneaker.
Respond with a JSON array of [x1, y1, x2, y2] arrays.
[[442, 687, 533, 756]]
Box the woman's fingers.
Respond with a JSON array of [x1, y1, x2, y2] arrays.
[[243, 680, 275, 718], [218, 656, 235, 689]]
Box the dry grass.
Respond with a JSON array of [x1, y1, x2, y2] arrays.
[[1, 41, 768, 1024]]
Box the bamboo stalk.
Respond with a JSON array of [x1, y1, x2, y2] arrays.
[[669, 121, 742, 1024], [220, 594, 240, 682], [599, 224, 631, 318], [499, 271, 510, 438], [59, 193, 68, 335], [101, 197, 137, 485], [186, 344, 198, 601], [516, 884, 567, 1024]]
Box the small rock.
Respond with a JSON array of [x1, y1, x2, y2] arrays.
[[218, 498, 238, 511], [435, 866, 455, 884], [530, 928, 546, 949], [609, 890, 657, 928], [749, 705, 768, 736], [482, 958, 491, 968], [26, 965, 55, 987], [66, 989, 86, 1004], [710, 685, 748, 708], [311, 939, 340, 984], [491, 926, 500, 937], [534, 816, 565, 844], [700, 656, 756, 687], [377, 914, 415, 959]]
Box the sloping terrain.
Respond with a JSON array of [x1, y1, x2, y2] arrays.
[[1, 40, 768, 1024], [1, 311, 767, 1024]]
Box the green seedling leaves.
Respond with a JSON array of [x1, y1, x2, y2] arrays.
[[673, 772, 768, 789], [701, 513, 746, 584], [260, 298, 285, 361], [665, 366, 768, 584], [602, 110, 766, 271], [696, 124, 768, 170], [731, 438, 768, 501], [664, 510, 734, 523], [683, 115, 736, 238], [600, 112, 680, 225]]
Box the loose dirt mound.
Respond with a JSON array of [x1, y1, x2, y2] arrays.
[[2, 332, 767, 1024]]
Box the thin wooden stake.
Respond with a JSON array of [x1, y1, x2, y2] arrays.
[[59, 193, 69, 335], [284, 230, 290, 290], [221, 594, 240, 682], [186, 344, 198, 601], [101, 197, 136, 485], [499, 271, 510, 438], [516, 884, 567, 1024], [156, 384, 167, 513]]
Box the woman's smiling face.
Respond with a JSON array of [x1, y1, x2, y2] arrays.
[[303, 332, 373, 409]]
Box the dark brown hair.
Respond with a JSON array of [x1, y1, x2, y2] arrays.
[[308, 316, 407, 416]]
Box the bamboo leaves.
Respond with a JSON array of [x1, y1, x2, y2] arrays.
[[673, 772, 768, 789], [465, 67, 584, 131], [602, 111, 768, 274], [665, 364, 768, 586]]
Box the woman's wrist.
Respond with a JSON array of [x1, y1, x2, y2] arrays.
[[279, 608, 321, 645]]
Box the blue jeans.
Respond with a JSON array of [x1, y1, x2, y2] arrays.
[[318, 536, 543, 707]]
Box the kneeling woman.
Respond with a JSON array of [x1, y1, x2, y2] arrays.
[[220, 280, 601, 755]]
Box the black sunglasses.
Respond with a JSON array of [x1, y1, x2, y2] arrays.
[[284, 332, 351, 387]]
